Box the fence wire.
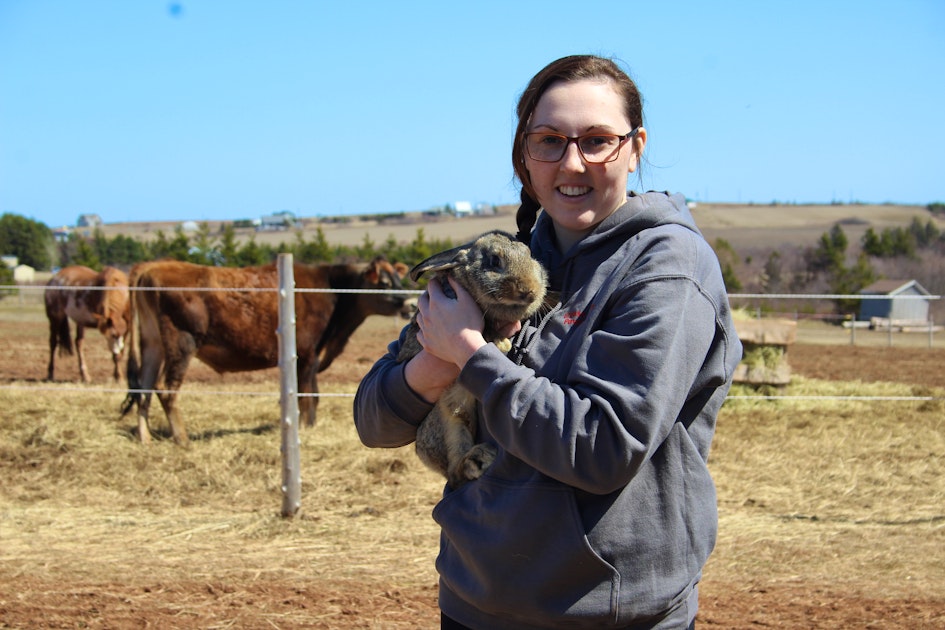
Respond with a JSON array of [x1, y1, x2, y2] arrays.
[[1, 284, 941, 404]]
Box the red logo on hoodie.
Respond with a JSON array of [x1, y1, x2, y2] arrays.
[[563, 303, 591, 325]]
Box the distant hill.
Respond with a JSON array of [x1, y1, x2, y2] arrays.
[[89, 202, 941, 253]]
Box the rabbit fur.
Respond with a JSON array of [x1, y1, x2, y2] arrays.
[[396, 230, 547, 489]]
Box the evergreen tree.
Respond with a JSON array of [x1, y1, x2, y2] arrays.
[[355, 233, 377, 260], [188, 222, 217, 265], [809, 224, 848, 273], [235, 237, 268, 266], [218, 224, 240, 266], [167, 226, 192, 261], [861, 227, 884, 256], [70, 238, 101, 269], [712, 238, 742, 292], [106, 234, 147, 266], [761, 250, 783, 293]]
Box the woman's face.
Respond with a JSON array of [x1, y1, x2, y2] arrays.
[[523, 78, 645, 249]]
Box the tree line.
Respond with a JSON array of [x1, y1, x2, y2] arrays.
[[0, 212, 454, 283], [2, 209, 944, 318], [717, 215, 944, 317]]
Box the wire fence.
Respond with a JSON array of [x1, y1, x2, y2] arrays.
[[1, 283, 943, 403]]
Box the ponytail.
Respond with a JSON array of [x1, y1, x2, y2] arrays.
[[515, 190, 541, 244]]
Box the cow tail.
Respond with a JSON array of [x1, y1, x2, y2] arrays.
[[120, 276, 142, 417], [56, 316, 74, 356]]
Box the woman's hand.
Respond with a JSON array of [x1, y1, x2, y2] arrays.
[[416, 276, 487, 369]]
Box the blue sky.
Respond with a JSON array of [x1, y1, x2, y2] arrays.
[[1, 1, 943, 228]]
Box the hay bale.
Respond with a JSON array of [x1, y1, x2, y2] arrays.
[[732, 318, 796, 386]]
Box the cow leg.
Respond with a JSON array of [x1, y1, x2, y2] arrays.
[[134, 344, 165, 445], [110, 331, 127, 381], [46, 317, 59, 381], [112, 354, 121, 381], [137, 414, 153, 445], [157, 330, 196, 446], [157, 389, 188, 446], [298, 355, 319, 428], [75, 325, 90, 383]]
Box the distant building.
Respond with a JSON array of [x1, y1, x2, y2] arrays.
[[257, 211, 298, 231], [453, 201, 473, 217], [13, 264, 35, 283], [77, 214, 103, 228], [1, 255, 17, 269], [858, 279, 931, 323], [474, 202, 496, 216]]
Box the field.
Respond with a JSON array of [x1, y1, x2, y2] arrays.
[[2, 295, 945, 629], [89, 201, 943, 253]]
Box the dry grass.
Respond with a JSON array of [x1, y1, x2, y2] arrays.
[[710, 383, 945, 598], [0, 384, 445, 586]]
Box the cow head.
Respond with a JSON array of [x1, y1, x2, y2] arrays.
[[98, 267, 131, 357], [97, 312, 129, 356], [364, 257, 414, 319]]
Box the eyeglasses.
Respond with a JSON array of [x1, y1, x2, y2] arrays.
[[524, 127, 640, 164]]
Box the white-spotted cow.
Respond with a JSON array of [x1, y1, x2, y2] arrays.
[[44, 265, 131, 382]]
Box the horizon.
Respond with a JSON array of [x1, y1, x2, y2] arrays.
[[2, 1, 943, 228], [72, 198, 935, 231]]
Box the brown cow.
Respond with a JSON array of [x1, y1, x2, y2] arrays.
[[44, 265, 131, 382], [121, 257, 411, 445]]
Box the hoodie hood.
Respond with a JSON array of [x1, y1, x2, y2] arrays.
[[532, 190, 702, 289]]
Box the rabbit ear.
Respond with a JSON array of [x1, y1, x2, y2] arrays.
[[409, 243, 470, 282]]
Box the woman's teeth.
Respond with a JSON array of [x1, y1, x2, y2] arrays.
[[559, 186, 589, 197]]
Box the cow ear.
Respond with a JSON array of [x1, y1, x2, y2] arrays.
[[363, 259, 383, 283], [393, 262, 409, 280], [409, 245, 468, 282]]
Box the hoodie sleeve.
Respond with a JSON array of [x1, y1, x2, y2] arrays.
[[352, 332, 432, 448], [461, 233, 736, 495]]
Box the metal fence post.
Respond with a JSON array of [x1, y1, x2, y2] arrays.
[[277, 254, 301, 518]]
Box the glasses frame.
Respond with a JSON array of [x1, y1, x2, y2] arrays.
[[524, 126, 640, 164]]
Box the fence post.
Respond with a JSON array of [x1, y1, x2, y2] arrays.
[[850, 313, 856, 346], [930, 317, 935, 350], [277, 254, 301, 518]]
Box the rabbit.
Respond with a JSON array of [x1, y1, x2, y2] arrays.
[[396, 230, 548, 489]]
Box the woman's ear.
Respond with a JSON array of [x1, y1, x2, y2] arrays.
[[629, 127, 647, 173]]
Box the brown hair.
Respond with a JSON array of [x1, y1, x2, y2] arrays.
[[512, 55, 644, 243]]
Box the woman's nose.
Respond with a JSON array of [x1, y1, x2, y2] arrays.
[[560, 141, 586, 171]]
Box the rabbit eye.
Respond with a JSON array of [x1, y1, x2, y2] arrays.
[[485, 253, 504, 271]]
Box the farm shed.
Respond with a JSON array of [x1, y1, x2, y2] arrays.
[[858, 279, 931, 323], [13, 264, 35, 283], [257, 211, 298, 231]]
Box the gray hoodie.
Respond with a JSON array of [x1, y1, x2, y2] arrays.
[[354, 191, 742, 628]]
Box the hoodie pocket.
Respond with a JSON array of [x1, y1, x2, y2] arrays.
[[433, 475, 619, 624]]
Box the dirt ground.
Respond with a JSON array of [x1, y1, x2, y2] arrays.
[[1, 311, 944, 629]]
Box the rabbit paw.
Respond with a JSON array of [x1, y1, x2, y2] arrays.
[[460, 443, 497, 482]]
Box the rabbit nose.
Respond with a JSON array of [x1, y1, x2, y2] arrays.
[[517, 289, 536, 302]]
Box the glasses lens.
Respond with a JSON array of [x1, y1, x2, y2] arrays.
[[579, 135, 621, 163], [526, 134, 567, 162]]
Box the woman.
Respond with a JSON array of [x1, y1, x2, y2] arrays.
[[354, 54, 742, 629]]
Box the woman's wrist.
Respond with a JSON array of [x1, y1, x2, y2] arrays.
[[403, 350, 462, 404]]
